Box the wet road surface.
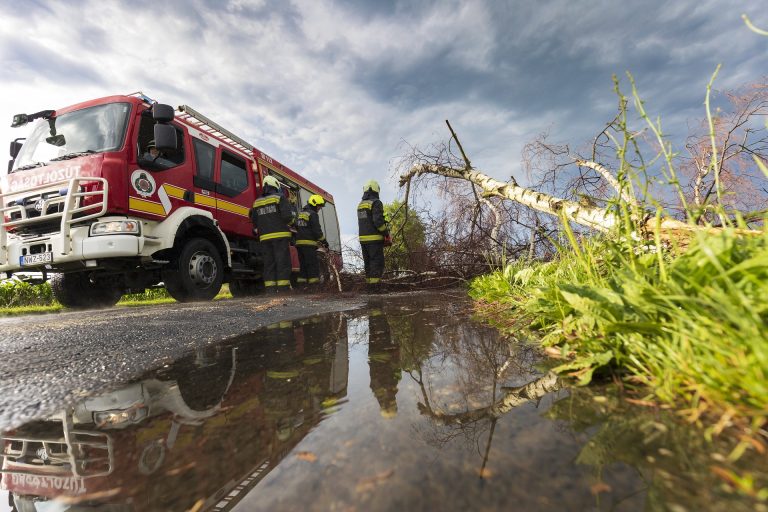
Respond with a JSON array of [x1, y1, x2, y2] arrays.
[[0, 293, 364, 429], [1, 293, 765, 511]]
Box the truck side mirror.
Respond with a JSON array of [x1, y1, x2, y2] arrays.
[[9, 139, 23, 158], [152, 104, 175, 123], [153, 124, 178, 151]]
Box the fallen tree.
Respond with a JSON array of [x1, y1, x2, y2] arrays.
[[398, 74, 767, 244]]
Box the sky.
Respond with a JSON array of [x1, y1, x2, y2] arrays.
[[1, 0, 767, 241]]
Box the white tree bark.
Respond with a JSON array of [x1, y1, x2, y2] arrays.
[[400, 163, 762, 239], [401, 163, 620, 232], [575, 159, 636, 206]]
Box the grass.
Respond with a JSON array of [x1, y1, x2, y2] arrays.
[[470, 230, 768, 424], [0, 282, 233, 315], [469, 70, 768, 464]]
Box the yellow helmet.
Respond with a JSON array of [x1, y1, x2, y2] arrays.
[[263, 175, 280, 189], [308, 194, 325, 207], [363, 180, 380, 193]]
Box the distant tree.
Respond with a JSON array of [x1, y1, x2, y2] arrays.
[[680, 79, 768, 224], [384, 200, 427, 272]]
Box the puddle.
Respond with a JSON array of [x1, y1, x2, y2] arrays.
[[1, 295, 765, 511]]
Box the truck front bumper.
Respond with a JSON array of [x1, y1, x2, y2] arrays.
[[0, 221, 145, 273]]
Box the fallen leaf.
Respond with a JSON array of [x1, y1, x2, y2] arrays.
[[624, 397, 657, 407], [590, 482, 612, 495], [476, 467, 493, 479], [355, 469, 394, 493], [166, 462, 197, 476], [296, 451, 317, 462], [187, 499, 205, 512]]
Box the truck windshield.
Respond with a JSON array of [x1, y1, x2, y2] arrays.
[[11, 102, 131, 172]]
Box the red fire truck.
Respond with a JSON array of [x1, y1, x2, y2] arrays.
[[1, 93, 342, 307]]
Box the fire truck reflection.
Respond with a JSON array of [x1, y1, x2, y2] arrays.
[[1, 314, 349, 512]]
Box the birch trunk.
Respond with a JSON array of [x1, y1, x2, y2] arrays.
[[400, 163, 621, 232], [400, 163, 762, 239]]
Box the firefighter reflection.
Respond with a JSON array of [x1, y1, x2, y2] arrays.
[[367, 310, 401, 418], [263, 317, 348, 454]]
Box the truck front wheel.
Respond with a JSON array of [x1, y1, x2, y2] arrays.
[[51, 273, 122, 309], [163, 238, 224, 302]]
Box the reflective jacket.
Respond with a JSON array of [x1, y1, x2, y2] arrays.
[[251, 189, 294, 241], [296, 204, 325, 246], [357, 191, 388, 243]]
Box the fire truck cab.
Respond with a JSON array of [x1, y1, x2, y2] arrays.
[[1, 93, 342, 307]]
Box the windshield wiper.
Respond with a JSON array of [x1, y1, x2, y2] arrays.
[[10, 162, 46, 172], [48, 150, 97, 162]]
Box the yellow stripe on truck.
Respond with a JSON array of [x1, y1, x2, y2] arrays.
[[162, 184, 186, 199], [195, 193, 216, 208], [217, 199, 250, 216], [129, 197, 167, 217]]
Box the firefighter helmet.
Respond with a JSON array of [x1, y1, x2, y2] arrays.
[[363, 180, 380, 193], [263, 175, 280, 190], [308, 194, 325, 207]]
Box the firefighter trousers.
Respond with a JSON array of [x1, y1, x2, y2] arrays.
[[361, 241, 385, 284], [261, 237, 292, 291], [297, 245, 320, 285]]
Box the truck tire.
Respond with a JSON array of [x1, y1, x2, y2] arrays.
[[51, 273, 122, 309], [163, 237, 223, 302], [229, 278, 264, 297]]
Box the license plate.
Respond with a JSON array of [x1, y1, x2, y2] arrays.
[[19, 252, 53, 267]]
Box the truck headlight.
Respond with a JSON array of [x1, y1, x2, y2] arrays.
[[93, 405, 149, 427], [90, 220, 140, 236]]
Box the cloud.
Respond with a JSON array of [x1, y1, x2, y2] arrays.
[[1, 0, 767, 239]]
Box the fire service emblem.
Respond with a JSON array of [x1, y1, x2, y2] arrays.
[[131, 170, 156, 198]]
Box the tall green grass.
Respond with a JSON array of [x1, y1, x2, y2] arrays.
[[470, 70, 768, 433], [471, 230, 768, 422]]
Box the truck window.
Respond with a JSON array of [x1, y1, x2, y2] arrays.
[[192, 138, 216, 190], [137, 116, 185, 170], [319, 202, 341, 252], [219, 151, 248, 197]]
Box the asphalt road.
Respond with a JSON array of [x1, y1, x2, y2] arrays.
[[0, 294, 366, 430]]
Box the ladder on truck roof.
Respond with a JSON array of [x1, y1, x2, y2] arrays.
[[176, 105, 255, 156]]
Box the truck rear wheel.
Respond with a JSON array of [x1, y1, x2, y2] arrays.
[[51, 273, 122, 309], [163, 237, 223, 302]]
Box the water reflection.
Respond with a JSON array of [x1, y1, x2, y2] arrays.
[[368, 310, 400, 419], [1, 296, 764, 511], [1, 314, 349, 511]]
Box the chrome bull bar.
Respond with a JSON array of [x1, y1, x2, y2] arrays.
[[0, 177, 109, 265]]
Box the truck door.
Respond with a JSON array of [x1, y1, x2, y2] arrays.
[[213, 149, 256, 237], [132, 114, 191, 219], [188, 135, 218, 218]]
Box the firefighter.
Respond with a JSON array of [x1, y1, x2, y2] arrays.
[[251, 175, 295, 293], [357, 180, 389, 288], [140, 140, 175, 168], [295, 194, 328, 290]]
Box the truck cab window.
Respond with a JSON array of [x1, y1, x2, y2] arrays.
[[192, 138, 216, 190], [137, 116, 185, 170], [219, 151, 248, 197]]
